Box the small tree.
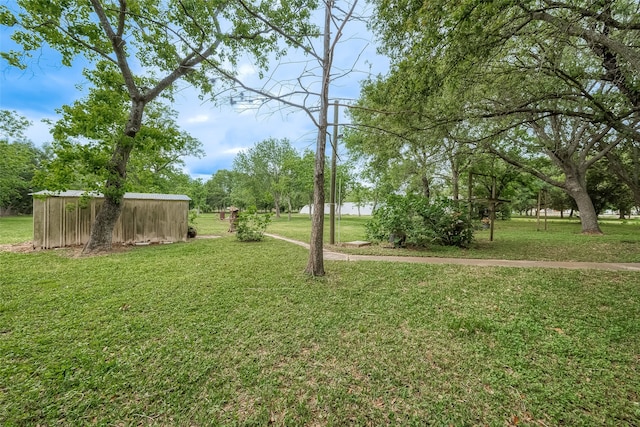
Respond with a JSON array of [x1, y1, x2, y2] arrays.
[[215, 0, 365, 275], [236, 208, 271, 242]]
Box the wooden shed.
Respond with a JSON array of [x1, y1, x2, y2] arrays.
[[32, 190, 191, 249]]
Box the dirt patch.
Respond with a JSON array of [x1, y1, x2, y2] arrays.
[[0, 238, 213, 256], [0, 241, 132, 257], [64, 244, 133, 258], [0, 241, 36, 253]]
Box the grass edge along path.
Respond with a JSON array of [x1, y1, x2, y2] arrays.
[[265, 233, 640, 272]]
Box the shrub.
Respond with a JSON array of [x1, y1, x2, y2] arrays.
[[418, 198, 474, 247], [236, 208, 271, 242], [188, 209, 198, 238], [366, 195, 474, 248], [366, 195, 426, 247]]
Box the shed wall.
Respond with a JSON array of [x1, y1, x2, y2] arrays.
[[33, 196, 189, 249]]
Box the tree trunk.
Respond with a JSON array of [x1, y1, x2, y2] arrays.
[[305, 156, 326, 275], [305, 0, 332, 277], [82, 140, 134, 253], [563, 175, 602, 234], [287, 197, 292, 221], [451, 170, 459, 201], [421, 175, 430, 199], [274, 195, 281, 219], [83, 100, 144, 254]]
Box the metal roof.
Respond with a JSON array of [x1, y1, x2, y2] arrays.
[[32, 190, 191, 201]]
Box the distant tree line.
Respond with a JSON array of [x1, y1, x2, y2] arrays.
[[2, 106, 639, 224]]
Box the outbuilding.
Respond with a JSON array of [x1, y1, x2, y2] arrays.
[[32, 190, 191, 249]]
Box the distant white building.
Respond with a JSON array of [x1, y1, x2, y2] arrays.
[[299, 202, 374, 216]]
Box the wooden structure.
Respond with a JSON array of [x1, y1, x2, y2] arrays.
[[536, 189, 549, 231], [32, 190, 191, 249], [227, 206, 239, 232], [467, 172, 510, 241]]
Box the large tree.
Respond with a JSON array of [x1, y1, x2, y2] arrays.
[[2, 0, 315, 253], [205, 169, 238, 212], [281, 150, 313, 219], [361, 0, 640, 233], [35, 63, 205, 196], [487, 111, 624, 234]]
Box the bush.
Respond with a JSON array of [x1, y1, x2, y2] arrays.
[[236, 208, 271, 242], [187, 209, 198, 238], [366, 195, 474, 248], [366, 195, 424, 246]]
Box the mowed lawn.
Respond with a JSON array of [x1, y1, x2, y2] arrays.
[[1, 215, 639, 425], [215, 213, 640, 263]]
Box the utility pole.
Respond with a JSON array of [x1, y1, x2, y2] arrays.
[[330, 100, 338, 245]]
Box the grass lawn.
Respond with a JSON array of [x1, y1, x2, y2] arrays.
[[192, 213, 640, 263], [0, 216, 34, 245], [1, 215, 639, 425]]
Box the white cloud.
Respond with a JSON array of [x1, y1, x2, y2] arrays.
[[223, 147, 248, 155], [238, 63, 257, 79], [186, 114, 210, 124], [15, 110, 57, 146]]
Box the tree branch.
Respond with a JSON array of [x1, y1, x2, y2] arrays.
[[235, 0, 320, 60], [89, 0, 139, 98]]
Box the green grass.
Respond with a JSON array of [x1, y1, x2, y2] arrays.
[[191, 212, 367, 243], [0, 216, 33, 244], [1, 236, 639, 425], [193, 213, 640, 263]]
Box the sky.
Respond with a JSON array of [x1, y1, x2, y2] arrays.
[[0, 2, 389, 181]]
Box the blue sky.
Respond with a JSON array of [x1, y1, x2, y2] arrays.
[[0, 2, 389, 181]]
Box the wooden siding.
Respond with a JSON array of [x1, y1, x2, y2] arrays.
[[33, 196, 189, 249]]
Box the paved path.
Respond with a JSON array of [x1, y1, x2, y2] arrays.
[[264, 234, 640, 272]]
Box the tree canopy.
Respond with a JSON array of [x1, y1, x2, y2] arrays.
[[34, 62, 204, 195], [349, 0, 640, 233], [232, 138, 299, 217]]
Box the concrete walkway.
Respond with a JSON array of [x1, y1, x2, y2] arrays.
[[264, 234, 640, 272]]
